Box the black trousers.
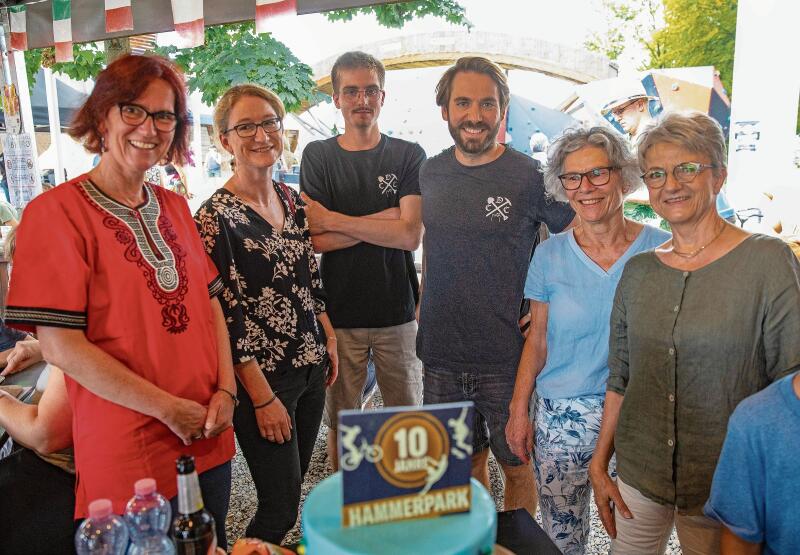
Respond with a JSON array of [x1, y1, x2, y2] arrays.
[[233, 362, 326, 544], [0, 447, 76, 555]]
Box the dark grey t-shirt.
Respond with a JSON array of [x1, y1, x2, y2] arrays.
[[417, 146, 574, 371], [300, 134, 425, 329]]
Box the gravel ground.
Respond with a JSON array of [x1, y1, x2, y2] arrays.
[[224, 399, 682, 554]]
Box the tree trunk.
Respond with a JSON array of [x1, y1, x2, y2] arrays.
[[104, 37, 131, 64]]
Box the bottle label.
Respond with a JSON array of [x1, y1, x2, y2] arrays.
[[176, 474, 204, 514]]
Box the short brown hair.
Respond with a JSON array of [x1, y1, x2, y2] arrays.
[[435, 57, 510, 111], [69, 54, 190, 165], [331, 51, 385, 93], [213, 84, 286, 144]]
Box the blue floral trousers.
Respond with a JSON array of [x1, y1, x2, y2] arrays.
[[533, 394, 615, 555]]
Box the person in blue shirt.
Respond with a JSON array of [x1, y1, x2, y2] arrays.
[[716, 188, 736, 223], [704, 371, 800, 555], [506, 125, 670, 554]]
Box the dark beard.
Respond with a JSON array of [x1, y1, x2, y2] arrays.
[[448, 118, 501, 156]]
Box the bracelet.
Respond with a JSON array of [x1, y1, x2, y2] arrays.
[[253, 393, 277, 409], [218, 387, 239, 407]]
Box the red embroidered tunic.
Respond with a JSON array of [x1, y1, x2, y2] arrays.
[[6, 175, 235, 518]]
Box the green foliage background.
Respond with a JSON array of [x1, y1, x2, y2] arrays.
[[154, 23, 321, 111], [20, 1, 470, 110]]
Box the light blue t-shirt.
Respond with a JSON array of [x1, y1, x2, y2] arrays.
[[704, 372, 800, 555], [524, 224, 669, 399]]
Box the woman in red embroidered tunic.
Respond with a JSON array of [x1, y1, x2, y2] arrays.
[[4, 55, 235, 546]]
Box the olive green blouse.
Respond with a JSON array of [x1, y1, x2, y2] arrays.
[[608, 234, 800, 513]]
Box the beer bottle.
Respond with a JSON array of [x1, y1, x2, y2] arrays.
[[171, 455, 216, 555]]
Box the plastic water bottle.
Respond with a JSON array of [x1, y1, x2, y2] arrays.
[[124, 478, 176, 555], [75, 498, 130, 554]]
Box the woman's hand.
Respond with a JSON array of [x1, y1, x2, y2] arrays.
[[255, 396, 292, 444], [325, 337, 339, 387], [1, 339, 43, 377], [589, 461, 632, 538], [505, 403, 533, 463], [162, 396, 208, 446], [203, 390, 235, 439]]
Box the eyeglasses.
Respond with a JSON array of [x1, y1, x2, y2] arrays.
[[558, 166, 617, 190], [611, 100, 640, 118], [339, 86, 382, 100], [118, 103, 178, 132], [223, 118, 283, 138], [641, 162, 716, 189]]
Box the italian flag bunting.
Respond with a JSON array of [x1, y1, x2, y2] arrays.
[[255, 0, 296, 34], [52, 0, 73, 62], [105, 0, 134, 33], [8, 5, 27, 51], [171, 0, 204, 48]]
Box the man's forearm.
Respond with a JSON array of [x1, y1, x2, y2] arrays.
[[308, 208, 400, 253], [311, 232, 361, 253], [328, 212, 421, 251]]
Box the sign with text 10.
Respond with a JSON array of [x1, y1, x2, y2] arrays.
[[339, 402, 474, 527]]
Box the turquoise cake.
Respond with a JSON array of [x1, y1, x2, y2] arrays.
[[301, 473, 497, 554]]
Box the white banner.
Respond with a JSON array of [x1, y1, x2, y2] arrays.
[[726, 0, 800, 221], [2, 133, 42, 211]]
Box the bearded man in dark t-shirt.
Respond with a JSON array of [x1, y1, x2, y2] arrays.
[[418, 57, 576, 517], [300, 52, 425, 470]]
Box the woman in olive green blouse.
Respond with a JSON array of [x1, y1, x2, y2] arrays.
[[588, 111, 800, 555]]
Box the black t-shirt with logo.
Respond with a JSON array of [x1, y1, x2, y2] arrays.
[[417, 146, 574, 372], [300, 134, 425, 329]]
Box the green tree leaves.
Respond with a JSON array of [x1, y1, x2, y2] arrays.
[[584, 0, 664, 67], [325, 0, 471, 28], [24, 43, 106, 92], [652, 0, 737, 93], [155, 22, 321, 110]]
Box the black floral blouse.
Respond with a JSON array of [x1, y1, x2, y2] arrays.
[[195, 184, 327, 374]]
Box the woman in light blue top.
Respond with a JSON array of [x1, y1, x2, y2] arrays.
[[505, 126, 669, 554]]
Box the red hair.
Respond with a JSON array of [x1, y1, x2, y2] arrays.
[[69, 54, 191, 165]]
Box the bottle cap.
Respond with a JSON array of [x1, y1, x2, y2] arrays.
[[88, 499, 113, 519], [175, 455, 195, 474], [134, 478, 157, 496]]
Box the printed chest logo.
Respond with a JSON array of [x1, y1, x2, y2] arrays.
[[485, 196, 511, 221], [378, 173, 398, 195]]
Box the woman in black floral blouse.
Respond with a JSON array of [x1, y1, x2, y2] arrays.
[[195, 84, 338, 544]]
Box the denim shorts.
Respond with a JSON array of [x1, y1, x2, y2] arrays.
[[423, 364, 521, 466]]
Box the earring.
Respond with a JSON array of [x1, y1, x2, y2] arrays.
[[100, 136, 106, 152]]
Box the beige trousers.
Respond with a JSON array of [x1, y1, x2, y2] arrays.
[[611, 477, 721, 555], [323, 320, 423, 428]]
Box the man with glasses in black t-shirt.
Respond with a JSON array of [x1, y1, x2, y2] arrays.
[[300, 51, 425, 470]]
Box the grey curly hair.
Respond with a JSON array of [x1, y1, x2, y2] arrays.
[[543, 126, 642, 203]]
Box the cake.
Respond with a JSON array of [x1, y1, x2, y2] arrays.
[[301, 473, 497, 555]]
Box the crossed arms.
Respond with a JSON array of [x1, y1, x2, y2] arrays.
[[300, 193, 422, 253]]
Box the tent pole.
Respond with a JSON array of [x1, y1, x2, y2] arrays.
[[8, 50, 34, 135], [43, 67, 65, 183], [189, 91, 203, 199]]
